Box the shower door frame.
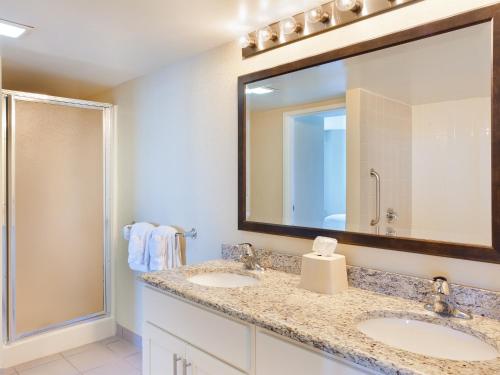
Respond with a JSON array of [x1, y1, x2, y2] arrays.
[[1, 90, 113, 343]]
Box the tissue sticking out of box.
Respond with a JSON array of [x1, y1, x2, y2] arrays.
[[312, 236, 338, 257]]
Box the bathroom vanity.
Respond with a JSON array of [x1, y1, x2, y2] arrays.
[[141, 258, 499, 375], [142, 285, 371, 375]]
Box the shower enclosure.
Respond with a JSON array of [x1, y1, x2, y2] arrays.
[[1, 91, 112, 342]]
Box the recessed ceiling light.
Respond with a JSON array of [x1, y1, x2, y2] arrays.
[[245, 87, 276, 95], [0, 19, 32, 38]]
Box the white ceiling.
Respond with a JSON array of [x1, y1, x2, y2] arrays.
[[248, 22, 492, 110], [0, 0, 324, 98]]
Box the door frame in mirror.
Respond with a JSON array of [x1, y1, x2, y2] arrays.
[[237, 4, 500, 263]]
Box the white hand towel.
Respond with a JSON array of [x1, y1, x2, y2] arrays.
[[148, 226, 181, 271], [128, 222, 155, 272]]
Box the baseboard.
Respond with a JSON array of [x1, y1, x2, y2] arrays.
[[0, 316, 116, 369], [116, 323, 142, 348]]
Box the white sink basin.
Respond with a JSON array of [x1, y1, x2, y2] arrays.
[[358, 318, 498, 361], [187, 272, 259, 288]]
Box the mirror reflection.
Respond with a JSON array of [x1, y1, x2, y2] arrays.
[[245, 22, 492, 246]]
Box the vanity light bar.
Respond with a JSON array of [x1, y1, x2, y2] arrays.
[[240, 0, 422, 59]]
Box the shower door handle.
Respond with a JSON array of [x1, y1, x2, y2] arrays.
[[370, 168, 380, 226]]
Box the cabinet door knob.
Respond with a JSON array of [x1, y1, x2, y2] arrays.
[[173, 354, 182, 375], [182, 358, 192, 375]]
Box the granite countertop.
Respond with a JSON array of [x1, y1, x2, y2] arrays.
[[141, 260, 500, 375]]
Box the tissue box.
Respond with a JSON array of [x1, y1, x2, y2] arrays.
[[299, 252, 348, 294]]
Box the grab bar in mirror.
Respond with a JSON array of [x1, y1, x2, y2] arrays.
[[370, 168, 380, 226]]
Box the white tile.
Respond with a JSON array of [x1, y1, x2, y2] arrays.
[[17, 359, 78, 375], [65, 344, 117, 372], [83, 360, 140, 375], [15, 354, 62, 372], [125, 352, 142, 370], [100, 336, 122, 346], [62, 342, 103, 357], [107, 340, 139, 357]]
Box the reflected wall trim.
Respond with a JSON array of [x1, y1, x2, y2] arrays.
[[237, 4, 500, 263], [2, 90, 113, 342]]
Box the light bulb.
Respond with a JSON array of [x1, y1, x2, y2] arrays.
[[306, 7, 330, 23], [239, 35, 256, 48], [258, 26, 277, 43], [280, 17, 302, 35], [335, 0, 363, 12]]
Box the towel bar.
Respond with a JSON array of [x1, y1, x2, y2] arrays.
[[123, 223, 197, 239]]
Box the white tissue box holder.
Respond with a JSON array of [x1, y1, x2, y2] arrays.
[[299, 252, 348, 295]]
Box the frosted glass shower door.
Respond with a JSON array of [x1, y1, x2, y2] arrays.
[[5, 94, 110, 340]]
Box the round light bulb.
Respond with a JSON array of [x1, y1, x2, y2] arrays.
[[258, 26, 277, 43], [280, 17, 302, 35], [306, 7, 330, 23], [335, 0, 363, 12], [239, 35, 255, 48]]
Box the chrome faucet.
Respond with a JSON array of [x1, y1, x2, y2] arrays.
[[238, 243, 264, 271], [424, 276, 471, 319]]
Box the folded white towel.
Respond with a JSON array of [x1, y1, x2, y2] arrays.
[[128, 222, 155, 272], [148, 226, 181, 271]]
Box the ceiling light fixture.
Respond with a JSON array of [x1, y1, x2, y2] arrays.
[[240, 0, 419, 58], [0, 19, 31, 38], [335, 0, 363, 13], [258, 26, 278, 43], [306, 7, 330, 23], [245, 87, 275, 95], [280, 17, 302, 35], [239, 35, 256, 49]]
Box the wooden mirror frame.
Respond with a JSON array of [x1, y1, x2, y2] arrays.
[[238, 4, 500, 264]]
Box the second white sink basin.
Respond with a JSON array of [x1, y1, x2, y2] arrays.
[[358, 318, 498, 361], [188, 272, 259, 288]]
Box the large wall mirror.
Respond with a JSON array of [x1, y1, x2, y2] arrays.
[[238, 5, 499, 263]]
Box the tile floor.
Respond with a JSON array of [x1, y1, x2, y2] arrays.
[[1, 336, 141, 375]]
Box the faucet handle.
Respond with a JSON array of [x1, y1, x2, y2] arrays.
[[238, 243, 253, 256], [432, 276, 450, 295]]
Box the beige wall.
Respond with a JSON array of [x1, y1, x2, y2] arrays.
[[93, 0, 500, 336], [249, 98, 344, 223]]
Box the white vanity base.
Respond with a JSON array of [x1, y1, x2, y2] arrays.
[[142, 285, 375, 375]]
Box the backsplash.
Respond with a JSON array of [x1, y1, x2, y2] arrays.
[[221, 244, 500, 320]]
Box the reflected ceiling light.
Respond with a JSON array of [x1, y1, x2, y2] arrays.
[[258, 26, 278, 43], [335, 0, 363, 12], [280, 17, 302, 35], [0, 19, 31, 38], [306, 7, 330, 23], [245, 87, 275, 95], [239, 35, 256, 49]]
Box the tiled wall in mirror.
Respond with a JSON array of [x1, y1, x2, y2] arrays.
[[245, 22, 492, 246]]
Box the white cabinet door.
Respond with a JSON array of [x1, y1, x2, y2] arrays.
[[143, 323, 185, 375], [256, 330, 375, 375], [186, 344, 247, 375], [143, 286, 253, 372]]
